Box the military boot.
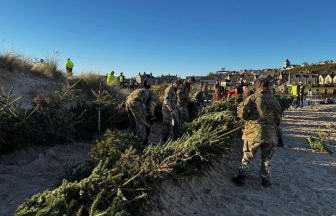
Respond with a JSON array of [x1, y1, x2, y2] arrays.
[[232, 174, 246, 186], [261, 177, 271, 188], [277, 138, 284, 147], [143, 137, 148, 146]]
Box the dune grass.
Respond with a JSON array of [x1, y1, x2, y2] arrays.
[[31, 59, 64, 79], [0, 52, 64, 80], [0, 52, 31, 72]]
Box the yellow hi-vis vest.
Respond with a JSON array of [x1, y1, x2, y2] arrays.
[[107, 72, 115, 83], [66, 60, 74, 69], [119, 75, 124, 82], [291, 85, 298, 96]]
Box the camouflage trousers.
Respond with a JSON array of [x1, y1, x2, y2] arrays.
[[126, 102, 148, 142], [162, 107, 179, 143], [239, 141, 276, 180], [178, 106, 189, 124], [195, 104, 204, 115]]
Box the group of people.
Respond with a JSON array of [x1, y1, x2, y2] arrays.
[[125, 76, 282, 188], [106, 71, 152, 90], [290, 81, 305, 107], [106, 71, 127, 88], [214, 80, 252, 102], [125, 77, 208, 145], [278, 80, 336, 107]]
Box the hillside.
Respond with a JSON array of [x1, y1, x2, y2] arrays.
[[269, 63, 336, 75], [0, 53, 65, 106]]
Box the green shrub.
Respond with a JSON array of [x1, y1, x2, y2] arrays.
[[0, 77, 130, 153], [60, 161, 94, 183], [90, 130, 142, 165], [152, 84, 169, 103], [200, 98, 238, 115], [180, 110, 236, 136], [72, 85, 129, 140], [306, 137, 333, 154], [274, 94, 292, 113], [306, 127, 334, 154], [0, 88, 38, 153], [31, 82, 84, 144]]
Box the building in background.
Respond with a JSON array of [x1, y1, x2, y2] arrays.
[[155, 74, 181, 84], [319, 73, 336, 84], [135, 72, 156, 87], [282, 59, 300, 69]]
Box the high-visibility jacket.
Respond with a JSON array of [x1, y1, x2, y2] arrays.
[[291, 85, 298, 96], [66, 60, 74, 69], [119, 75, 125, 82], [107, 72, 115, 83], [298, 84, 305, 95]]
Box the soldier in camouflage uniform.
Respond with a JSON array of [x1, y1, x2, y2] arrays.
[[232, 78, 282, 187], [162, 79, 184, 142], [193, 83, 207, 114], [126, 89, 157, 145], [177, 77, 195, 124]]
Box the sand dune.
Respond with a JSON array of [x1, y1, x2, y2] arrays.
[[0, 143, 91, 216], [0, 69, 62, 107]]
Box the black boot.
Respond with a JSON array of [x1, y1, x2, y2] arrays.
[[261, 177, 271, 188], [143, 137, 148, 146], [232, 175, 246, 186], [277, 139, 284, 147]]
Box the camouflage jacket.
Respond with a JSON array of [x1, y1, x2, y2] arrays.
[[163, 85, 177, 111], [194, 90, 205, 106], [177, 81, 191, 108], [237, 89, 282, 144], [126, 89, 157, 107]]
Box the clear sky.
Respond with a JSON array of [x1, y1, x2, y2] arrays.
[[0, 0, 335, 77]]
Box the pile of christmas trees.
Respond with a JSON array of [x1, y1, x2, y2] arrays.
[[15, 100, 238, 216]]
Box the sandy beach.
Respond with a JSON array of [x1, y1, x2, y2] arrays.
[[147, 105, 336, 216], [0, 143, 91, 216]]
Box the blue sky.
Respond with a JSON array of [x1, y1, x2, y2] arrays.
[[0, 0, 335, 77]]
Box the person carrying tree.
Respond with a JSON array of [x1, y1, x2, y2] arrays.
[[177, 76, 195, 124], [193, 82, 207, 114], [161, 79, 183, 142], [125, 88, 157, 145]]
